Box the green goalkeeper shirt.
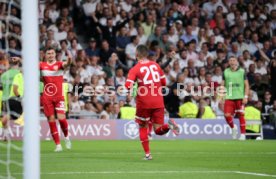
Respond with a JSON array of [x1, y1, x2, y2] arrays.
[[223, 67, 246, 100]]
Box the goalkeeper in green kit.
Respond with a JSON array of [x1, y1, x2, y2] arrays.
[[221, 56, 249, 140]]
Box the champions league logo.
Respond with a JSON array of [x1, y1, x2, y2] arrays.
[[124, 121, 139, 139]]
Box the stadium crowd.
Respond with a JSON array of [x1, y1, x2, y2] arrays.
[[0, 0, 275, 124]]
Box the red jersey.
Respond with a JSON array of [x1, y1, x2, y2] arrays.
[[40, 61, 64, 97], [125, 60, 166, 109]]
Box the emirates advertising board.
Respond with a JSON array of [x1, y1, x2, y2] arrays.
[[0, 119, 241, 140]]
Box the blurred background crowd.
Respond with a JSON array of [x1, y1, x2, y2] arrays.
[[0, 0, 275, 124]]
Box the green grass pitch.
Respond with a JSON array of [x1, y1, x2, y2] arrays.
[[1, 140, 276, 179]]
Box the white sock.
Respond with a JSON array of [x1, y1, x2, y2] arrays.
[[65, 136, 70, 140]]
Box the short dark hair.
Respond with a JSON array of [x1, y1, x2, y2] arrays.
[[103, 102, 111, 110], [130, 35, 137, 43], [136, 45, 148, 59], [45, 47, 56, 53]]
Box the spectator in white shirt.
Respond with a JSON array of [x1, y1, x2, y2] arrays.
[[255, 60, 267, 75], [178, 49, 188, 70], [212, 66, 223, 84], [70, 96, 84, 113], [125, 35, 139, 67], [86, 56, 104, 77], [48, 2, 59, 23], [167, 26, 179, 46], [202, 0, 219, 20], [248, 33, 263, 55], [120, 0, 132, 13], [236, 33, 249, 55], [115, 68, 126, 86], [169, 60, 182, 82], [137, 26, 148, 45], [191, 17, 200, 36], [82, 0, 100, 17], [54, 22, 67, 42], [242, 50, 254, 72], [186, 40, 198, 62]]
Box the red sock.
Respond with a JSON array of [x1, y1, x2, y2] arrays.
[[59, 119, 68, 137], [139, 127, 150, 155], [239, 115, 246, 134], [155, 124, 170, 135], [48, 121, 60, 145], [225, 116, 234, 128], [148, 122, 153, 135]]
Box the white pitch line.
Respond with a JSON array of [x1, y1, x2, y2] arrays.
[[1, 151, 276, 157], [11, 170, 276, 177], [235, 171, 276, 178]]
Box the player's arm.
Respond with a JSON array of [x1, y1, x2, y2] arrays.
[[243, 79, 249, 104], [62, 50, 72, 69], [12, 74, 21, 97], [125, 68, 136, 89]]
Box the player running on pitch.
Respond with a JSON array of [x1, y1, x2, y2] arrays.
[[221, 56, 249, 140], [125, 45, 179, 160], [40, 48, 72, 151]]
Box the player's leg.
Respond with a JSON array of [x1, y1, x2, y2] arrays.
[[43, 97, 61, 151], [148, 121, 153, 140], [235, 100, 246, 140], [55, 97, 71, 149], [152, 108, 179, 135], [135, 108, 151, 160], [224, 100, 237, 139], [1, 101, 10, 141], [1, 115, 9, 141], [2, 98, 23, 141]]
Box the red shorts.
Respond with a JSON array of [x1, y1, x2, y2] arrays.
[[42, 96, 65, 117], [224, 99, 244, 116], [135, 108, 164, 125]]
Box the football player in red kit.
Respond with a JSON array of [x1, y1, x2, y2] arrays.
[[40, 48, 72, 152], [125, 45, 179, 160]]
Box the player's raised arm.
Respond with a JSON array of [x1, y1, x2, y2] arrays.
[[62, 50, 72, 69]]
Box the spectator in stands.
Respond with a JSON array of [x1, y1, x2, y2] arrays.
[[180, 25, 198, 44], [262, 91, 274, 123], [8, 38, 21, 57], [247, 64, 256, 85], [125, 35, 139, 67], [269, 100, 276, 130], [116, 27, 130, 53], [85, 38, 99, 57], [165, 73, 184, 117], [147, 26, 162, 45], [270, 58, 276, 101], [137, 26, 148, 45], [99, 40, 116, 65], [211, 66, 223, 84], [92, 13, 132, 48], [198, 97, 216, 119], [118, 96, 136, 120], [178, 95, 199, 118], [98, 102, 111, 120], [103, 53, 117, 78], [141, 13, 156, 37], [251, 73, 269, 99], [70, 95, 84, 114]]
